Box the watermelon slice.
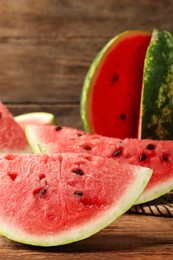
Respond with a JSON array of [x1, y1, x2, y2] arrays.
[[0, 101, 29, 153], [26, 125, 173, 204], [0, 153, 151, 246], [80, 30, 151, 139], [15, 112, 55, 130]]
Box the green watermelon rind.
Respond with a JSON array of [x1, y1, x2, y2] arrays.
[[141, 29, 173, 139], [0, 165, 152, 246], [25, 125, 43, 153], [135, 176, 173, 205], [80, 30, 150, 134], [15, 112, 55, 126]]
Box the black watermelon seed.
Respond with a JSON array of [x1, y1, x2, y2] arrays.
[[38, 188, 47, 198], [83, 145, 92, 150], [146, 144, 156, 150], [140, 154, 147, 161], [113, 149, 122, 157], [33, 187, 47, 198], [162, 152, 169, 162], [120, 114, 126, 120], [0, 112, 1, 118], [77, 133, 82, 137], [73, 168, 84, 176], [74, 191, 83, 197], [55, 126, 62, 131], [112, 74, 118, 82]]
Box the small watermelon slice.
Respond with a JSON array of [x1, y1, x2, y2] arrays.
[[0, 101, 29, 153], [26, 125, 85, 153], [0, 153, 151, 246], [80, 30, 151, 139], [15, 112, 55, 130], [26, 125, 173, 204], [140, 29, 173, 139]]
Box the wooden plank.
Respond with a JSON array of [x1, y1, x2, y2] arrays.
[[0, 214, 173, 259], [0, 37, 108, 103], [7, 103, 83, 129], [0, 0, 172, 37]]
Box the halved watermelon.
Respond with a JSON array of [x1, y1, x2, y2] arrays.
[[26, 125, 173, 204], [15, 112, 55, 130], [0, 101, 29, 153], [0, 153, 151, 246], [81, 30, 151, 139]]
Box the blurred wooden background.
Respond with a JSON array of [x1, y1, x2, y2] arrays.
[[0, 0, 173, 130], [1, 1, 173, 259]]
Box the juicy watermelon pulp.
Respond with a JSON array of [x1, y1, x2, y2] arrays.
[[26, 125, 173, 204], [0, 102, 30, 153], [0, 153, 151, 246], [81, 31, 151, 139]]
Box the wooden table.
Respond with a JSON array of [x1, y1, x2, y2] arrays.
[[0, 0, 173, 259], [1, 213, 173, 260]]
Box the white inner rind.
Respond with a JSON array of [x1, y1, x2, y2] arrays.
[[15, 112, 54, 125], [0, 167, 152, 247], [135, 176, 173, 204], [25, 125, 42, 153]]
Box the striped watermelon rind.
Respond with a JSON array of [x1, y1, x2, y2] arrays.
[[140, 29, 173, 139]]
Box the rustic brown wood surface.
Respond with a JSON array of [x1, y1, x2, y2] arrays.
[[1, 214, 173, 260], [0, 0, 173, 259]]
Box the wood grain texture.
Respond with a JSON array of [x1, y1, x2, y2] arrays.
[[7, 103, 82, 129], [0, 0, 172, 104], [0, 214, 173, 260], [0, 1, 173, 259], [0, 37, 108, 103], [0, 0, 172, 37]]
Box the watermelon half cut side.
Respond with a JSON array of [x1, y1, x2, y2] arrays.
[[26, 125, 173, 204], [0, 153, 151, 246], [15, 112, 55, 130], [81, 30, 151, 139]]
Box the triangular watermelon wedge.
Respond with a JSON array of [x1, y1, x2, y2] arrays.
[[0, 102, 30, 153], [26, 125, 173, 204], [0, 153, 151, 246]]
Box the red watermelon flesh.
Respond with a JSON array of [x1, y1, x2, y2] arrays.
[[26, 125, 173, 204], [0, 102, 29, 153], [0, 153, 151, 246], [81, 31, 151, 138]]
